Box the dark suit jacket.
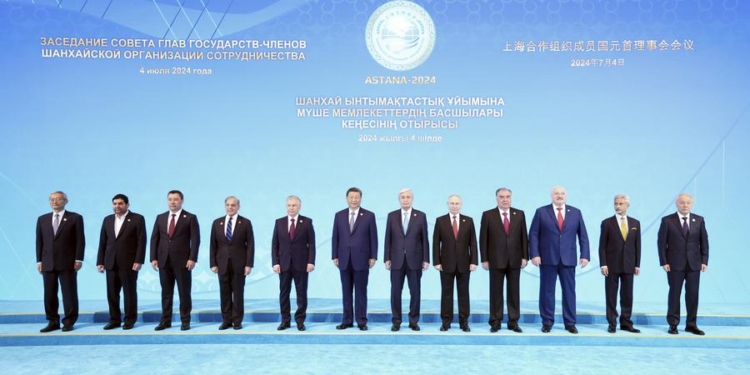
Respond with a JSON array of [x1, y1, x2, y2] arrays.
[[432, 214, 478, 273], [384, 209, 429, 270], [209, 215, 254, 275], [657, 213, 709, 271], [272, 215, 316, 272], [36, 211, 86, 271], [479, 207, 528, 269], [96, 212, 147, 270], [598, 216, 641, 273], [150, 210, 200, 266], [529, 204, 590, 266], [332, 208, 378, 271]]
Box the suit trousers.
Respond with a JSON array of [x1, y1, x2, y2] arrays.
[[159, 255, 192, 324], [489, 267, 521, 327], [604, 272, 634, 327], [279, 268, 309, 324], [339, 257, 369, 326], [439, 268, 470, 325], [667, 268, 701, 328], [106, 265, 139, 325], [218, 260, 247, 324], [539, 264, 577, 326], [390, 253, 423, 325], [42, 269, 79, 326]]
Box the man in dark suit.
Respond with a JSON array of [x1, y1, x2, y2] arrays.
[[658, 193, 709, 335], [598, 194, 641, 334], [480, 187, 528, 333], [96, 194, 147, 330], [384, 188, 429, 331], [332, 187, 378, 331], [272, 195, 316, 331], [433, 194, 477, 332], [209, 196, 254, 330], [36, 191, 85, 333], [150, 190, 200, 331], [529, 186, 590, 334]]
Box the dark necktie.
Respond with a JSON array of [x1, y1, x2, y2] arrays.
[[226, 217, 233, 241], [682, 216, 689, 237], [289, 218, 296, 240], [502, 212, 510, 234], [168, 213, 176, 238], [452, 215, 458, 239]]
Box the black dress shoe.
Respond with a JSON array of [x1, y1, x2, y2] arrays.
[[565, 325, 578, 334], [509, 325, 523, 333], [685, 326, 705, 336], [668, 325, 678, 335], [408, 323, 421, 331], [621, 326, 640, 333], [62, 324, 74, 332], [541, 324, 552, 333], [123, 323, 134, 330], [460, 325, 471, 332], [277, 322, 291, 331], [40, 323, 60, 333], [219, 322, 232, 330], [154, 322, 171, 331], [233, 323, 242, 330], [607, 324, 616, 333], [490, 325, 500, 333], [336, 323, 353, 330], [358, 324, 368, 331], [180, 323, 190, 331], [103, 322, 121, 330], [391, 324, 401, 332], [297, 323, 305, 331], [439, 324, 449, 332]]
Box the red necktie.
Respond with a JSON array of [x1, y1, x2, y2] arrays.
[[556, 208, 564, 231], [289, 218, 296, 240], [452, 215, 458, 239], [168, 213, 176, 238], [502, 212, 510, 234]]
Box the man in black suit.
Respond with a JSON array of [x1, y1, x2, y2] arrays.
[[658, 193, 709, 335], [96, 194, 147, 330], [384, 188, 429, 331], [479, 187, 528, 333], [209, 196, 254, 330], [36, 191, 85, 333], [433, 194, 478, 332], [598, 194, 641, 334], [332, 187, 378, 331], [272, 195, 316, 331], [150, 190, 200, 331]]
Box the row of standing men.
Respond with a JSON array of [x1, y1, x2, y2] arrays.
[[35, 186, 709, 335]]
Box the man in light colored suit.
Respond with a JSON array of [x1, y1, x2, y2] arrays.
[[96, 193, 147, 330], [598, 194, 641, 333], [36, 191, 85, 333], [332, 187, 378, 331], [209, 196, 254, 330], [384, 188, 429, 331], [529, 186, 590, 334], [480, 188, 528, 333], [272, 195, 316, 331], [433, 194, 477, 332], [658, 193, 709, 335]]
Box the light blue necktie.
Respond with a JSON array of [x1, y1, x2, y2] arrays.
[[403, 211, 409, 235]]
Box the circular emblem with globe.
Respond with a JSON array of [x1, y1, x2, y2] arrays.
[[365, 1, 436, 71]]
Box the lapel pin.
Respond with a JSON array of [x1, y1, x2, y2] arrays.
[[63, 218, 68, 221], [183, 215, 187, 218], [299, 220, 303, 224], [692, 218, 696, 222]]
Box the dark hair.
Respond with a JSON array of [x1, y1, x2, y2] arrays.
[[112, 193, 129, 204], [346, 187, 362, 197], [168, 190, 184, 200]]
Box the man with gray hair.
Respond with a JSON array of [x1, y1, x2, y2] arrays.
[[384, 188, 430, 331], [598, 194, 641, 333]]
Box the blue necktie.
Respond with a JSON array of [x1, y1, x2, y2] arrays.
[[682, 217, 689, 237], [226, 217, 233, 241]]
